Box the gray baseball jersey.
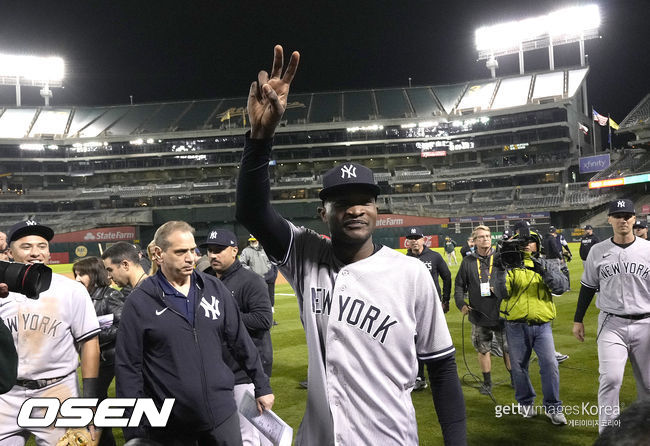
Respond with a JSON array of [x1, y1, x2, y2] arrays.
[[278, 223, 454, 446], [0, 273, 100, 379], [580, 236, 650, 429], [581, 237, 650, 315]]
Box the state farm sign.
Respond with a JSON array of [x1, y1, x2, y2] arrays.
[[51, 226, 136, 244]]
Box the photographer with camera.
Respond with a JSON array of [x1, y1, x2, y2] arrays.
[[496, 228, 569, 425], [0, 220, 100, 445], [454, 226, 511, 396]]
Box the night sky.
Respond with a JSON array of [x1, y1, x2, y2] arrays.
[[0, 0, 648, 125]]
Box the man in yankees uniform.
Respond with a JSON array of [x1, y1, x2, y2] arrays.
[[573, 199, 650, 431], [236, 45, 466, 446], [406, 227, 452, 391], [0, 220, 100, 445], [633, 220, 647, 240], [200, 228, 273, 445], [580, 224, 600, 261]]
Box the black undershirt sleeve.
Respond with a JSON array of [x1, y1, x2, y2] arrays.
[[574, 285, 597, 323], [235, 134, 292, 262], [426, 355, 467, 445]]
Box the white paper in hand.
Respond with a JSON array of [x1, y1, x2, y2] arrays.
[[238, 390, 292, 446]]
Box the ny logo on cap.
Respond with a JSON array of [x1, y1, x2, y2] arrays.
[[209, 231, 218, 239], [617, 200, 626, 208], [340, 164, 357, 179], [410, 228, 417, 234], [25, 220, 37, 226]]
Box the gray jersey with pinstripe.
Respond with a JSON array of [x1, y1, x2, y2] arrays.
[[277, 223, 454, 446], [581, 237, 650, 315]]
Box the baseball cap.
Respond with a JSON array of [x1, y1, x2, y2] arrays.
[[248, 234, 257, 242], [319, 163, 380, 201], [608, 199, 635, 215], [633, 220, 647, 229], [7, 220, 54, 244], [405, 227, 424, 240], [548, 226, 557, 234], [199, 228, 237, 248], [583, 224, 593, 230]]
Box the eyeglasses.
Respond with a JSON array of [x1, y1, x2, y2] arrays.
[[611, 214, 635, 220]]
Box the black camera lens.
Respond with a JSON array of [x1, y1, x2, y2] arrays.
[[0, 260, 52, 299]]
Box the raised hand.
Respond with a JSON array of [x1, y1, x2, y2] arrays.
[[248, 45, 300, 139]]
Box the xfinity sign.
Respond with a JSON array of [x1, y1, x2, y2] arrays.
[[18, 398, 175, 428], [579, 154, 610, 174]]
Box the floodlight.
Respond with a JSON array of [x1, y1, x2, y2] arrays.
[[0, 53, 65, 105], [475, 4, 600, 73]]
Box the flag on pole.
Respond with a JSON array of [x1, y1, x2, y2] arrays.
[[609, 117, 619, 130], [593, 109, 608, 126], [578, 122, 589, 134], [220, 109, 232, 122]]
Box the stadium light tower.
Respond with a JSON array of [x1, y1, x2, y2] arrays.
[[475, 4, 600, 77], [0, 54, 65, 106]]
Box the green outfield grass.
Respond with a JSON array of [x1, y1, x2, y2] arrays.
[[29, 243, 636, 445]]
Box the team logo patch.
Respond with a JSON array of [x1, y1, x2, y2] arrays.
[[617, 200, 625, 208], [200, 296, 221, 320], [209, 231, 218, 239], [340, 164, 357, 179], [25, 220, 37, 226]]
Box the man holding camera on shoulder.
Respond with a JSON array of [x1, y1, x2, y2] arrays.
[[496, 226, 569, 425], [0, 220, 100, 445]]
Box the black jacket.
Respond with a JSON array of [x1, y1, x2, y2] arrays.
[[407, 248, 452, 302], [579, 234, 600, 261], [454, 250, 505, 327], [90, 285, 125, 363], [459, 244, 474, 258], [115, 271, 271, 439], [204, 260, 273, 380], [543, 234, 563, 260], [0, 318, 17, 394]]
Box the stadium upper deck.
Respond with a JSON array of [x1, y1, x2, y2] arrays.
[[0, 66, 616, 230]]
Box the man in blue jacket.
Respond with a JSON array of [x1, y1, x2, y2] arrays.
[[200, 227, 273, 445], [116, 221, 273, 445]]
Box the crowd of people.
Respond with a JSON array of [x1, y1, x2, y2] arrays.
[[0, 45, 648, 446]]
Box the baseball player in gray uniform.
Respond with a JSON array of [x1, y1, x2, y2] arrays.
[[573, 199, 650, 431], [0, 220, 100, 445], [236, 45, 466, 446]]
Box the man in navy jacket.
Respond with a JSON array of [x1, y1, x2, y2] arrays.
[[200, 227, 273, 445], [116, 221, 273, 445]]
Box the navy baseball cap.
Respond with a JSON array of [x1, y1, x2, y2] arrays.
[[199, 228, 237, 248], [633, 220, 647, 229], [405, 227, 424, 239], [608, 199, 635, 215], [548, 226, 557, 233], [584, 224, 593, 230], [319, 163, 380, 201], [7, 220, 54, 244]]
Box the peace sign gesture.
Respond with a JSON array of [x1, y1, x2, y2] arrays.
[[248, 45, 300, 139]]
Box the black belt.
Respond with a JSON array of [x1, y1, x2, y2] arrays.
[[608, 312, 650, 321], [15, 375, 67, 390], [510, 319, 547, 326]]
